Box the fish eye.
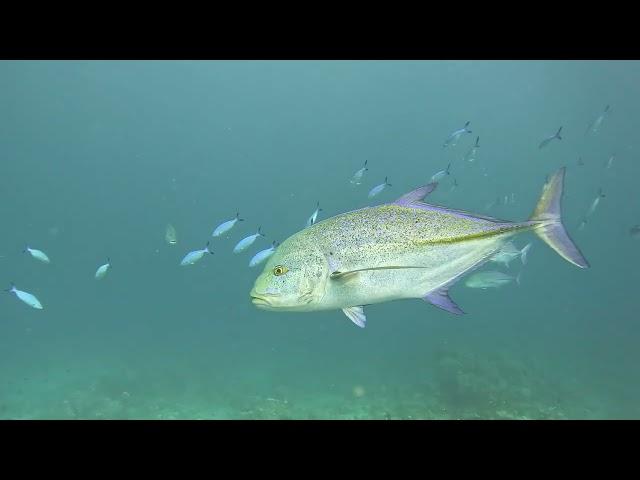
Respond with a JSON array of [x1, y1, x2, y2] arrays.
[[273, 265, 288, 276]]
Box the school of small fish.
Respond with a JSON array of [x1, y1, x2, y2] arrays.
[[3, 104, 626, 329]]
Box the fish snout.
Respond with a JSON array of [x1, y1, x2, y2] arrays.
[[250, 288, 279, 308]]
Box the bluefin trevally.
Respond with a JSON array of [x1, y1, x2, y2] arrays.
[[250, 167, 588, 328], [5, 283, 43, 309], [234, 227, 266, 253], [249, 241, 278, 268], [465, 270, 521, 289], [443, 121, 472, 148], [306, 202, 323, 228], [368, 177, 392, 199], [538, 126, 563, 149], [212, 212, 244, 237], [350, 160, 368, 185], [95, 258, 111, 280], [180, 242, 214, 266], [24, 246, 50, 264]]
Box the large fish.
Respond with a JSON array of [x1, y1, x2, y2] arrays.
[[250, 167, 588, 328]]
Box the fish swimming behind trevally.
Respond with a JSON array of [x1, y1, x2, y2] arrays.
[[489, 242, 532, 267], [250, 167, 588, 328], [465, 270, 521, 289]]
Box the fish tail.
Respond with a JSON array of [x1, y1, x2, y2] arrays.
[[516, 271, 522, 286], [5, 282, 14, 292], [528, 167, 589, 268]]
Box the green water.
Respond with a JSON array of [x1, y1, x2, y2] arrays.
[[1, 60, 638, 419]]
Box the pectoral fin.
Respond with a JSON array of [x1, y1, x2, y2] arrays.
[[423, 287, 465, 315], [342, 306, 366, 328]]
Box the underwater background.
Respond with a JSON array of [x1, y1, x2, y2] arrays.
[[1, 60, 638, 419]]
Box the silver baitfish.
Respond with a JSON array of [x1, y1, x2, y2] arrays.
[[234, 227, 266, 253], [350, 160, 369, 185], [212, 212, 244, 237], [249, 241, 279, 268], [306, 202, 323, 228], [538, 126, 563, 149], [465, 270, 521, 289], [368, 177, 392, 199], [180, 242, 214, 266], [443, 121, 472, 148], [5, 283, 43, 309], [95, 258, 111, 280], [24, 246, 50, 264]]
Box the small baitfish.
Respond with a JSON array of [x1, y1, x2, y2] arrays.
[[24, 246, 50, 264], [465, 270, 521, 289], [250, 167, 588, 329], [586, 188, 605, 217], [538, 126, 563, 149], [443, 121, 472, 148], [212, 212, 244, 237], [165, 223, 178, 245], [585, 105, 610, 136], [368, 177, 392, 199], [350, 160, 369, 185], [234, 227, 266, 253], [5, 283, 43, 309], [430, 163, 451, 183], [95, 258, 111, 280], [180, 242, 214, 266], [306, 202, 323, 228], [464, 136, 480, 162], [249, 241, 279, 268]]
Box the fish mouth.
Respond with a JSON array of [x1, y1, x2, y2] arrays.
[[250, 290, 279, 308]]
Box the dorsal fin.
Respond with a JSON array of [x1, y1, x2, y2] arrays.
[[393, 183, 438, 206]]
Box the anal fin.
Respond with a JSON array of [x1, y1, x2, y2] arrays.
[[423, 288, 465, 315], [342, 306, 367, 328]]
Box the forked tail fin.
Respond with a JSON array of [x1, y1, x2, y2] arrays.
[[528, 167, 589, 268]]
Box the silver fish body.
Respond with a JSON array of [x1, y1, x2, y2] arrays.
[[251, 168, 587, 328]]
